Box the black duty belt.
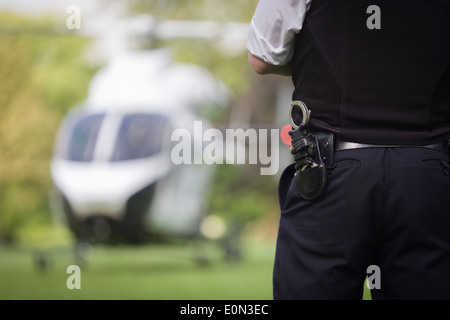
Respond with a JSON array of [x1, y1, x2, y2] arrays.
[[335, 140, 450, 154], [288, 100, 450, 200]]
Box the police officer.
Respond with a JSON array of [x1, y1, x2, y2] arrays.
[[247, 0, 450, 299]]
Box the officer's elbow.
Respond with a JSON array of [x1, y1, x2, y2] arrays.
[[248, 52, 291, 76], [248, 52, 271, 75]]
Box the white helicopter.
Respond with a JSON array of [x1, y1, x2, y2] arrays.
[[50, 48, 231, 244], [42, 0, 253, 248]]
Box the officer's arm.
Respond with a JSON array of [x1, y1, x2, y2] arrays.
[[248, 52, 292, 77]]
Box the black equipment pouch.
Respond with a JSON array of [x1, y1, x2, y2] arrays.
[[289, 101, 334, 200]]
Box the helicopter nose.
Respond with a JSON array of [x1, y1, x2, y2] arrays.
[[74, 194, 125, 219]]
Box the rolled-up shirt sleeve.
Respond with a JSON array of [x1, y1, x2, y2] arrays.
[[246, 0, 311, 66]]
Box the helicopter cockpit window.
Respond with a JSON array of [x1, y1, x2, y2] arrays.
[[111, 113, 167, 161], [65, 113, 106, 162]]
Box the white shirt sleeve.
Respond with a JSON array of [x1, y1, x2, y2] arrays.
[[246, 0, 311, 66]]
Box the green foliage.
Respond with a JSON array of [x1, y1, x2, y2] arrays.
[[209, 164, 278, 225], [0, 13, 97, 243], [128, 0, 258, 22], [155, 38, 252, 96], [32, 36, 98, 115]]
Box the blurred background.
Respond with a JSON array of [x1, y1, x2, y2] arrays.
[[0, 0, 298, 299]]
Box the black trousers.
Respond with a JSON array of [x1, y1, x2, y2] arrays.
[[274, 147, 450, 299]]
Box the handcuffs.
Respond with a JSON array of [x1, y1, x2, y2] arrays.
[[288, 101, 334, 200]]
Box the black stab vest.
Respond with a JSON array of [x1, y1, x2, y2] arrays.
[[291, 0, 450, 145]]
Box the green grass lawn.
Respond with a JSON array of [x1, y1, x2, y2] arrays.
[[0, 238, 371, 300], [0, 239, 276, 300]]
